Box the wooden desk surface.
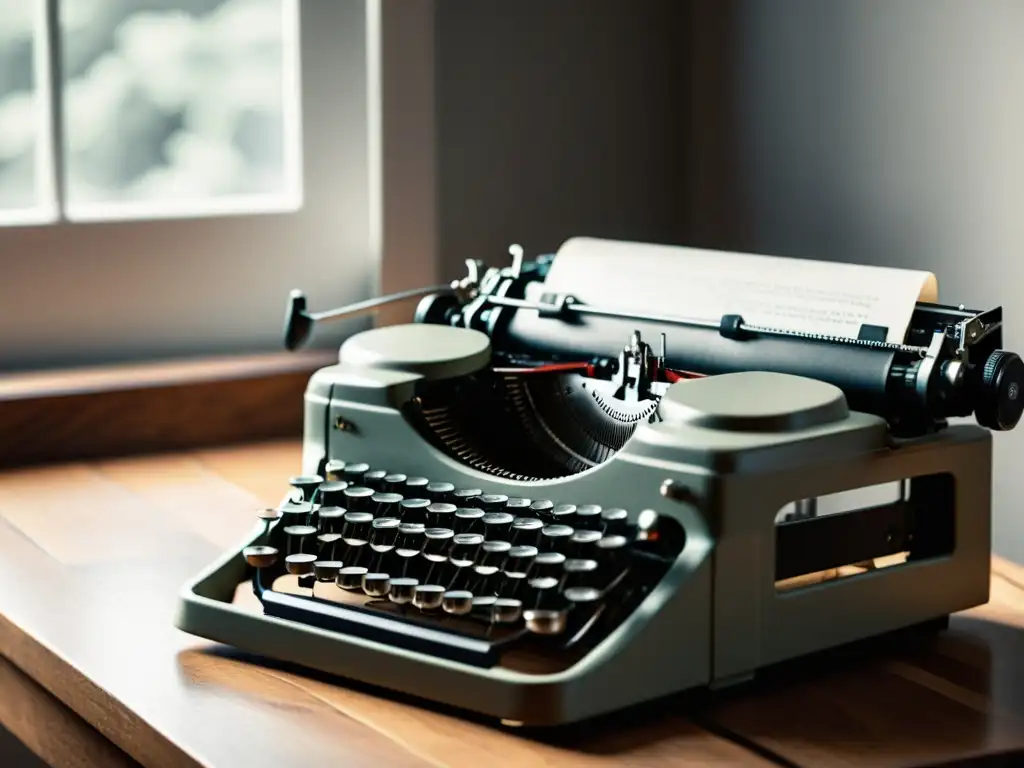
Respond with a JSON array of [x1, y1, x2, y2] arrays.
[[1, 441, 1024, 768]]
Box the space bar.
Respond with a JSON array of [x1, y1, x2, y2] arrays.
[[261, 590, 498, 668]]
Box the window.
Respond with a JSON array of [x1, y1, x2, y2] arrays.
[[0, 0, 402, 372]]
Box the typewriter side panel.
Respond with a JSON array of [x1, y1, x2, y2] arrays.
[[712, 425, 991, 682]]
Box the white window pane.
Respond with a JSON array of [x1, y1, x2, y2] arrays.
[[0, 0, 57, 225], [60, 0, 302, 221]]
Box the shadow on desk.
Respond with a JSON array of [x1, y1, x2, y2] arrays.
[[177, 612, 1022, 768]]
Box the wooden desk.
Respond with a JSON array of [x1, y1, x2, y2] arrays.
[[1, 441, 1023, 768]]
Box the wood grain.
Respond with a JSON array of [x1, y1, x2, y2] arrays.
[[0, 351, 333, 469], [0, 442, 767, 768]]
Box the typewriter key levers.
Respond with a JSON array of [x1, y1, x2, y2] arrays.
[[177, 237, 1012, 725]]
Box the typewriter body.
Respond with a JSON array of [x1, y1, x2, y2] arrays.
[[176, 237, 1024, 726]]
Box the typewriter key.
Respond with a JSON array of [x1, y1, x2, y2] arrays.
[[425, 502, 457, 527], [285, 553, 317, 576], [283, 525, 317, 554], [363, 469, 388, 490], [399, 498, 430, 524], [388, 577, 419, 605], [492, 598, 523, 624], [316, 532, 342, 560], [317, 506, 345, 533], [243, 545, 278, 569], [530, 500, 554, 518], [413, 584, 446, 611], [289, 475, 324, 502], [394, 523, 426, 559], [453, 488, 483, 504], [379, 473, 405, 491], [568, 529, 603, 558], [372, 492, 404, 518], [564, 586, 602, 604], [531, 551, 567, 579], [478, 494, 509, 511], [341, 511, 374, 545], [475, 540, 511, 575], [503, 545, 538, 577], [361, 572, 391, 597], [343, 463, 371, 483], [279, 501, 313, 526], [575, 505, 603, 530], [336, 566, 369, 591], [540, 524, 574, 554], [405, 477, 430, 494], [506, 497, 532, 511], [450, 532, 484, 567], [442, 590, 474, 615], [600, 508, 629, 534], [596, 534, 630, 565], [510, 517, 544, 546], [481, 512, 514, 539], [370, 517, 401, 551], [551, 504, 577, 522], [318, 481, 349, 506], [471, 595, 497, 616], [343, 486, 375, 512], [563, 558, 600, 589], [426, 482, 455, 503], [256, 508, 282, 523], [313, 560, 344, 582], [454, 507, 484, 533], [524, 608, 568, 635], [422, 528, 455, 561], [323, 459, 346, 482]]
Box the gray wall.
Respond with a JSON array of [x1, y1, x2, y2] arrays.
[[729, 1, 1024, 560]]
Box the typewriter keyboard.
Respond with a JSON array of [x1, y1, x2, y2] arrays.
[[241, 460, 685, 673]]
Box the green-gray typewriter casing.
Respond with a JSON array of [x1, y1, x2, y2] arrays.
[[175, 324, 991, 726]]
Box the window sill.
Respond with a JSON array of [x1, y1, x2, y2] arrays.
[[0, 350, 335, 468]]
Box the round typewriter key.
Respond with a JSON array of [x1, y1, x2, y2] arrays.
[[475, 540, 511, 575], [523, 608, 568, 635], [363, 469, 388, 490], [382, 473, 407, 491], [481, 512, 514, 539], [600, 508, 629, 534], [506, 497, 532, 511], [343, 463, 371, 483], [531, 551, 567, 579], [342, 486, 375, 512], [450, 532, 484, 567], [399, 498, 431, 524], [372, 491, 404, 517], [575, 504, 603, 530], [529, 500, 554, 519], [563, 558, 600, 589], [370, 517, 401, 552], [243, 545, 278, 569], [341, 511, 374, 545], [395, 523, 426, 558], [337, 566, 369, 590], [256, 507, 282, 523], [289, 475, 324, 502], [404, 476, 430, 494], [425, 502, 457, 526], [503, 545, 538, 577], [569, 529, 603, 558], [422, 527, 455, 562], [453, 488, 483, 503], [442, 590, 474, 615], [471, 595, 497, 613], [313, 560, 344, 582], [413, 584, 446, 610], [283, 524, 317, 554], [426, 481, 455, 503], [510, 517, 544, 546], [316, 532, 342, 560], [324, 459, 346, 481], [317, 506, 346, 533], [279, 501, 313, 525], [564, 586, 602, 604], [478, 494, 509, 510], [551, 504, 576, 522], [540, 524, 574, 554], [388, 577, 419, 604], [285, 552, 317, 575], [318, 481, 349, 506], [596, 534, 630, 563], [454, 507, 484, 533], [493, 598, 523, 624], [362, 572, 391, 597]]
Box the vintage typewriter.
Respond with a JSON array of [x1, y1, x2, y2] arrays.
[[176, 237, 1024, 726]]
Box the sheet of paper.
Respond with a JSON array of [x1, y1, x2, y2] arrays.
[[543, 237, 938, 343]]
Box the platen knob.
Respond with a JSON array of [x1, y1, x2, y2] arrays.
[[976, 350, 1024, 431]]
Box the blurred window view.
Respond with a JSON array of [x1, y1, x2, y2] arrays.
[[0, 0, 301, 224]]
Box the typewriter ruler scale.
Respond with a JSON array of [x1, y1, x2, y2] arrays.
[[176, 236, 1024, 727]]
